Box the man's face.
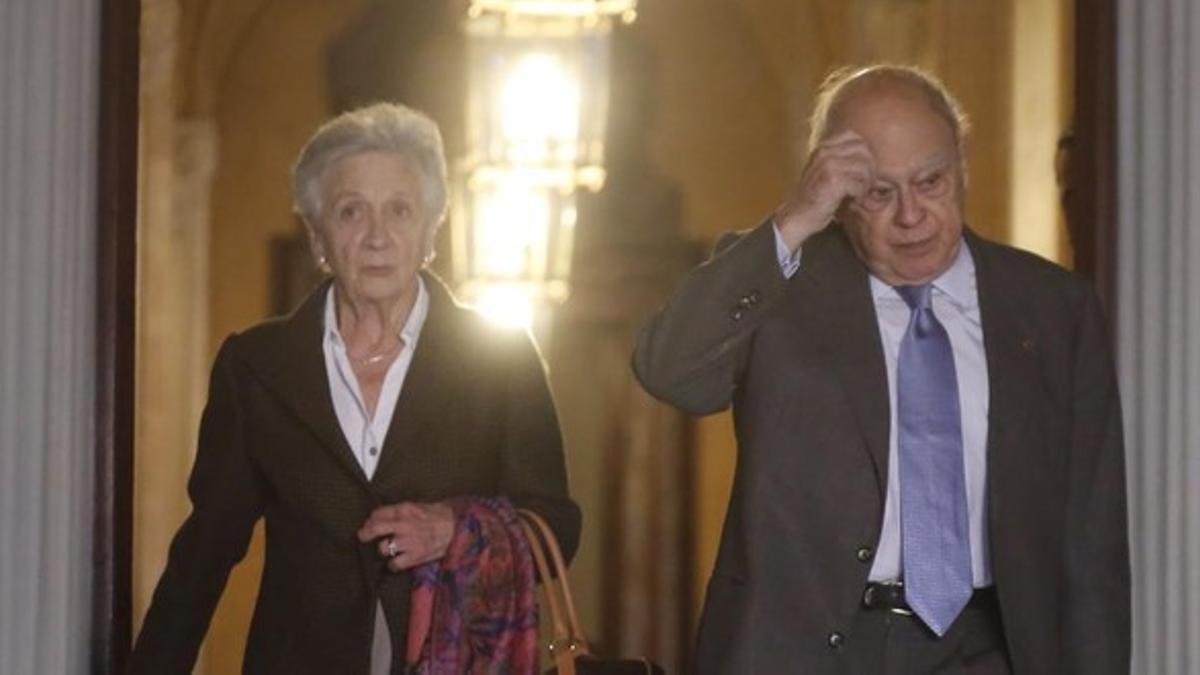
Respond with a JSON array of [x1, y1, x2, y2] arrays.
[[834, 85, 966, 286]]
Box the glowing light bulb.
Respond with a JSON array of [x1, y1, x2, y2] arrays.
[[474, 285, 535, 330], [501, 53, 580, 151], [475, 185, 551, 279]]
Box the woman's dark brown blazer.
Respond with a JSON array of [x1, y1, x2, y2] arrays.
[[129, 273, 581, 674]]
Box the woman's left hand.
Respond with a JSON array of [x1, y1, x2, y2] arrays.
[[357, 501, 455, 571]]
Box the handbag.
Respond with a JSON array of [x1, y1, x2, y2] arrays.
[[518, 509, 666, 675]]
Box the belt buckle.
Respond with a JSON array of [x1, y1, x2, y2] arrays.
[[882, 581, 913, 616], [865, 582, 914, 616]]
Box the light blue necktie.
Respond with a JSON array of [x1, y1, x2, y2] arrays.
[[895, 283, 973, 637]]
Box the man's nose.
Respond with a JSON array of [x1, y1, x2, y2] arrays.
[[895, 189, 925, 227]]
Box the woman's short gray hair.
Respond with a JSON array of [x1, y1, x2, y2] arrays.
[[807, 64, 971, 156], [292, 102, 449, 238]]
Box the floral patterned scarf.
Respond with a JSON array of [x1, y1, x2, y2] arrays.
[[405, 497, 539, 674]]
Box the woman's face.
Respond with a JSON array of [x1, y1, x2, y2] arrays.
[[310, 151, 429, 307]]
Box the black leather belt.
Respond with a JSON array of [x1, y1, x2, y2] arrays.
[[862, 582, 997, 616]]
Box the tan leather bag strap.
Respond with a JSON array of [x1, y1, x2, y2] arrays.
[[519, 509, 590, 674], [519, 518, 568, 638], [521, 510, 588, 647]]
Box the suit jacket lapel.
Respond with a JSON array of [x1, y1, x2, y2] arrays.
[[796, 226, 891, 494], [241, 280, 370, 487], [371, 272, 460, 490], [787, 227, 1039, 516], [967, 231, 1038, 510]]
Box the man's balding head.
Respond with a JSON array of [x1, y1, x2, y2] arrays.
[[808, 65, 970, 158], [801, 64, 970, 285]]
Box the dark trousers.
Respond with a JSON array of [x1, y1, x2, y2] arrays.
[[836, 590, 1012, 674]]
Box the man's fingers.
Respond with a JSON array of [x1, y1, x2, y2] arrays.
[[814, 134, 874, 164], [840, 166, 874, 199], [791, 131, 875, 216], [822, 156, 874, 182], [809, 135, 876, 183], [804, 157, 873, 202], [809, 145, 875, 176], [815, 137, 872, 160], [817, 129, 865, 148]]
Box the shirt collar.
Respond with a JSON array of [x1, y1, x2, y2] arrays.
[[869, 237, 977, 309], [323, 275, 431, 350]]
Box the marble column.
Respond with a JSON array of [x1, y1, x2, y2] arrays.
[[0, 0, 99, 672], [1117, 0, 1200, 673]]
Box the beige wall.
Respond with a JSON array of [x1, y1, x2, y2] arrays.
[[1009, 0, 1074, 262]]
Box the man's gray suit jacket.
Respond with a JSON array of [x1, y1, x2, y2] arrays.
[[633, 221, 1130, 674]]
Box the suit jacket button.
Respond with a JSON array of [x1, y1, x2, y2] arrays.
[[856, 546, 874, 563], [828, 631, 844, 649], [747, 290, 762, 304], [730, 308, 745, 321]]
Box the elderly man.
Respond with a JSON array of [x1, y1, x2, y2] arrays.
[[634, 65, 1129, 674]]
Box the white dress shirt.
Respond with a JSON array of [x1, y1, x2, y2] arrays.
[[321, 277, 430, 674], [322, 278, 429, 479], [774, 227, 993, 587]]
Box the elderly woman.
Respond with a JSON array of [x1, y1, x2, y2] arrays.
[[130, 103, 581, 674]]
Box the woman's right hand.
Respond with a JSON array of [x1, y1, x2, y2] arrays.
[[357, 501, 455, 571]]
